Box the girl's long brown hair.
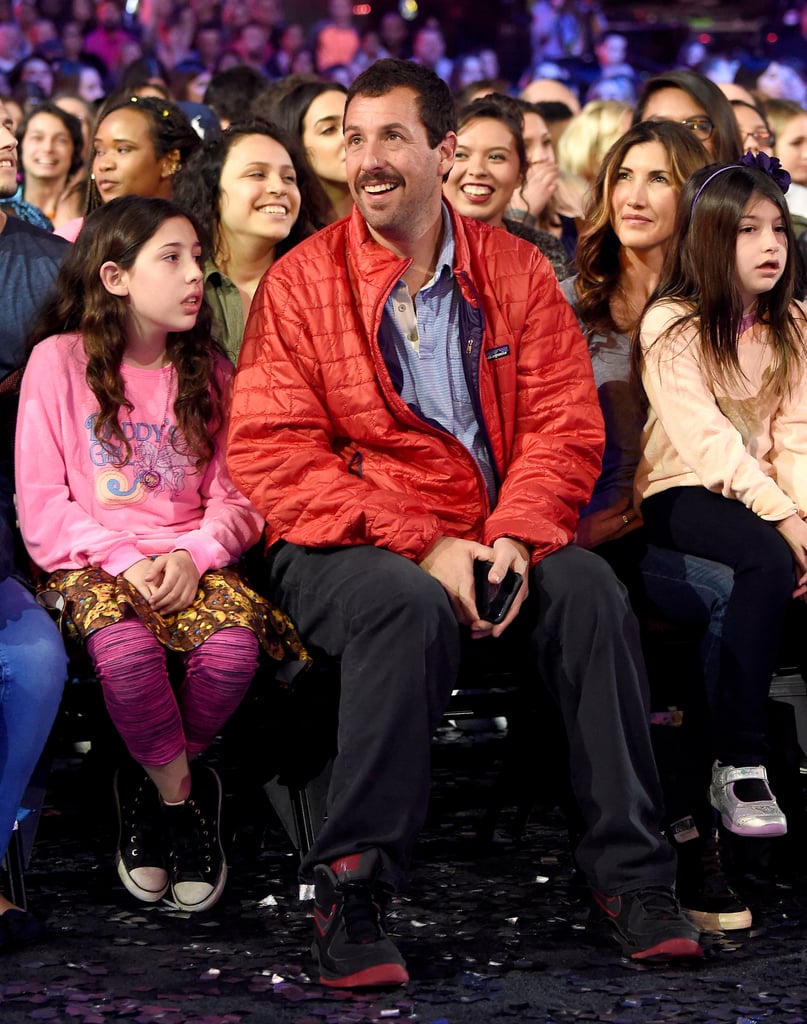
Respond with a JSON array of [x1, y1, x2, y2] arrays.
[[27, 195, 223, 468], [636, 163, 804, 396]]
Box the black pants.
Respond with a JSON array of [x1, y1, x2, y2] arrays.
[[266, 541, 674, 894], [642, 487, 797, 767]]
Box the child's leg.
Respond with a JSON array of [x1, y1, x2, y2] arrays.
[[177, 626, 259, 757], [642, 487, 793, 836], [642, 486, 794, 765], [86, 618, 188, 778], [86, 618, 189, 902], [153, 627, 258, 914]]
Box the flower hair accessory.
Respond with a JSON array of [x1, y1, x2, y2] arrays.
[[739, 150, 791, 193], [691, 151, 792, 213]]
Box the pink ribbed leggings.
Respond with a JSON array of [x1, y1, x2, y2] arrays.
[[86, 618, 259, 766]]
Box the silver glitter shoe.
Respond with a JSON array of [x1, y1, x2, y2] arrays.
[[708, 762, 787, 837]]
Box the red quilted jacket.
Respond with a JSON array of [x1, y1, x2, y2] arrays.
[[227, 204, 604, 564]]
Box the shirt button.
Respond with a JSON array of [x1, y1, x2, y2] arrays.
[[398, 304, 406, 312]]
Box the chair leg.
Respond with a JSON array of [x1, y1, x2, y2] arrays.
[[264, 758, 332, 858]]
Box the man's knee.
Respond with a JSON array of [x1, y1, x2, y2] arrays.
[[270, 543, 457, 651], [345, 550, 456, 642], [531, 545, 628, 609]]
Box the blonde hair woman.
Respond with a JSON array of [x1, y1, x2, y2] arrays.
[[556, 99, 632, 210]]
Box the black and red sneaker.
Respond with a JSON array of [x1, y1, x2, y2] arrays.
[[591, 886, 704, 960], [311, 849, 409, 989]]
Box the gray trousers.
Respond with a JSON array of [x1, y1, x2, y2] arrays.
[[265, 541, 675, 894]]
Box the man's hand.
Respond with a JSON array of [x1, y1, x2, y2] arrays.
[[472, 536, 530, 639], [418, 535, 496, 625], [144, 550, 200, 615]]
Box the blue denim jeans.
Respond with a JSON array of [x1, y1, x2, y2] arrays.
[[0, 577, 66, 862], [639, 542, 734, 715], [593, 528, 737, 833]]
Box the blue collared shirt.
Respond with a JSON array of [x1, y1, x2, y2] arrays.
[[379, 205, 495, 499]]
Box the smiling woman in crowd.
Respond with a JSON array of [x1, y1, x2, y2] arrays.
[[17, 101, 84, 229], [174, 120, 316, 361], [272, 80, 351, 227], [443, 94, 569, 278]]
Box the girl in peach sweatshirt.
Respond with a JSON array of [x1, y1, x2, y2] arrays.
[[635, 155, 807, 840]]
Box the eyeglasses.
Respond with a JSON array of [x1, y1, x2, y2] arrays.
[[680, 117, 714, 141], [743, 129, 775, 147]]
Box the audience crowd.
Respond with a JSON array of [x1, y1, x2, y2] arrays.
[[5, 0, 807, 995]]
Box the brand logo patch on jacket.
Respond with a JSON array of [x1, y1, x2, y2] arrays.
[[485, 345, 510, 362]]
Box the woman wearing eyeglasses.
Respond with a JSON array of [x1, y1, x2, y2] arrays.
[[730, 100, 775, 157], [633, 69, 742, 165]]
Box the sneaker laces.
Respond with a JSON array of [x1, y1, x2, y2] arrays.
[[340, 884, 384, 945], [630, 887, 683, 920], [168, 800, 213, 878], [698, 838, 737, 900], [121, 778, 161, 852]]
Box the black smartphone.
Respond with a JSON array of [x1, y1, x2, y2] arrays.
[[473, 560, 523, 625]]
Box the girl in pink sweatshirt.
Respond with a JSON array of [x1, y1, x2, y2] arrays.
[[15, 195, 299, 914], [635, 154, 807, 841]]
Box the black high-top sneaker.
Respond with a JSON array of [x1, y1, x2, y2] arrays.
[[113, 762, 168, 903], [675, 827, 752, 932], [312, 849, 409, 988], [162, 763, 226, 912]]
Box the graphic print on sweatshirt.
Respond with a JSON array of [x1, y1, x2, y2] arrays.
[[87, 411, 189, 507]]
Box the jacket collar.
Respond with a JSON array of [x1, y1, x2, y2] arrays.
[[344, 201, 474, 317]]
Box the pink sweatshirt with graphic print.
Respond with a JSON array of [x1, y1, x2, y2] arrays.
[[16, 333, 263, 577]]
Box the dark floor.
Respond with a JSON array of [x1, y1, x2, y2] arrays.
[[4, 724, 807, 1024]]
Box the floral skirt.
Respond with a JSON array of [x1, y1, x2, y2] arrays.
[[40, 564, 310, 668]]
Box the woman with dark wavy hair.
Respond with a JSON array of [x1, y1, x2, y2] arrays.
[[174, 119, 316, 361], [572, 119, 709, 344], [17, 101, 84, 229], [16, 195, 303, 915]]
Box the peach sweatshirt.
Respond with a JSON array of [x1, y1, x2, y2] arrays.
[[635, 300, 807, 522]]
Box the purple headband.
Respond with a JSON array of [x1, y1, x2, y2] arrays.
[[690, 151, 791, 214]]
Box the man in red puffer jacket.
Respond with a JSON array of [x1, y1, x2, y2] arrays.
[[227, 58, 702, 989]]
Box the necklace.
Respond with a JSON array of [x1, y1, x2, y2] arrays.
[[138, 365, 175, 491]]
